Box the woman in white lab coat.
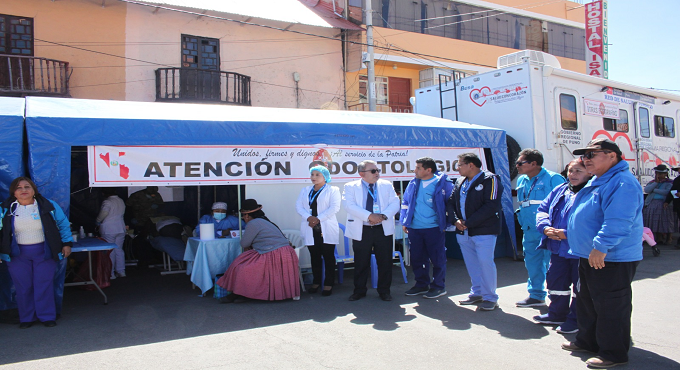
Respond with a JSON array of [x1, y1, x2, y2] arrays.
[[295, 166, 340, 296], [96, 188, 127, 278]]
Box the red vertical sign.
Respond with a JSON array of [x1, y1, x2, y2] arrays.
[[585, 0, 608, 78]]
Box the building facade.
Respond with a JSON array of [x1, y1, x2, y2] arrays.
[[344, 0, 587, 112], [0, 0, 357, 110]]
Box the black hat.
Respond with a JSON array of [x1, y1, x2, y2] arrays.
[[239, 199, 262, 214], [572, 138, 622, 156], [653, 164, 669, 173]]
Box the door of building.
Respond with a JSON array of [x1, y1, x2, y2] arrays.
[[388, 77, 411, 113], [0, 14, 34, 94], [180, 35, 220, 101]]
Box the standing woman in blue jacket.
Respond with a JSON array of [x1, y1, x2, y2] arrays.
[[642, 164, 675, 245], [560, 139, 643, 369], [534, 158, 591, 334], [0, 177, 73, 329]]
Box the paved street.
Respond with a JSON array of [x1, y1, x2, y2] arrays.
[[0, 243, 678, 369]]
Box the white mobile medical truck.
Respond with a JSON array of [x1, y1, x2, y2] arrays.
[[413, 50, 680, 185]]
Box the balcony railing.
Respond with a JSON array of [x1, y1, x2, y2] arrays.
[[0, 54, 70, 97], [155, 68, 251, 106], [348, 103, 412, 113]]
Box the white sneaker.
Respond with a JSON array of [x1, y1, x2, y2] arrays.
[[110, 274, 116, 280], [115, 271, 126, 278]]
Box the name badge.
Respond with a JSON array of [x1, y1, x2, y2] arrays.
[[31, 213, 40, 220], [521, 201, 530, 208], [373, 204, 381, 214]]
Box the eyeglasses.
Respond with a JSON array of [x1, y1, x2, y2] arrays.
[[581, 150, 611, 160], [515, 160, 529, 166], [360, 169, 381, 174]]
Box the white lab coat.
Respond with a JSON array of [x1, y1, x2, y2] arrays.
[[295, 185, 341, 245], [342, 179, 400, 241], [96, 195, 126, 235]]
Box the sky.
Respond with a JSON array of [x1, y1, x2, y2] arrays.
[[606, 0, 680, 95]]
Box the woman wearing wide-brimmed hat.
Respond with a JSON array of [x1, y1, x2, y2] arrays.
[[216, 199, 300, 303], [664, 166, 680, 248], [643, 164, 676, 244]]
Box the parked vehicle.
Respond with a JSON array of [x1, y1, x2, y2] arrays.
[[413, 50, 680, 185]]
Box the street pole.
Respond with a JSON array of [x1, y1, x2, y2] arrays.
[[366, 0, 376, 112]]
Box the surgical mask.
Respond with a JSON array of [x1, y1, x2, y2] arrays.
[[213, 212, 226, 220]]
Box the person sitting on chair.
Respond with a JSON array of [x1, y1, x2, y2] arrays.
[[216, 199, 300, 303], [195, 202, 239, 238]]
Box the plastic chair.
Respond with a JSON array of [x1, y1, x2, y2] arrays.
[[282, 229, 307, 292], [334, 223, 353, 284]]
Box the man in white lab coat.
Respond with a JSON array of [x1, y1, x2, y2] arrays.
[[343, 160, 400, 301]]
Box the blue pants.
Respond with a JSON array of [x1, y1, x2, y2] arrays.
[[546, 254, 579, 325], [522, 230, 550, 300], [6, 243, 57, 323], [456, 234, 498, 302], [407, 227, 446, 290]]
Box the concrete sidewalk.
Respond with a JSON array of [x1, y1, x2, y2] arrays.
[[1, 243, 679, 369]]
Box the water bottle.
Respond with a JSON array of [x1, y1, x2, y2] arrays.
[[79, 226, 86, 239]]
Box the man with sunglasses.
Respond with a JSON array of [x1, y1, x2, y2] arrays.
[[343, 160, 400, 301], [514, 149, 565, 308], [400, 157, 453, 299], [561, 138, 643, 369]]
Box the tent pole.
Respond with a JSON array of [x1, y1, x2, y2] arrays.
[[237, 185, 242, 235], [197, 186, 201, 225]]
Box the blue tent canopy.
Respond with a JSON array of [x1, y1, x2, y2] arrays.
[[24, 96, 517, 253], [0, 97, 26, 200]]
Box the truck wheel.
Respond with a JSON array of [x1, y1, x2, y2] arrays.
[[507, 135, 521, 180]]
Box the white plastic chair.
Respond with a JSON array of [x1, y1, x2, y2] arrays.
[[282, 229, 307, 292]]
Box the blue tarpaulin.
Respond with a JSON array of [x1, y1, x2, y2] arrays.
[[24, 96, 517, 255], [0, 97, 25, 200], [0, 97, 25, 311]]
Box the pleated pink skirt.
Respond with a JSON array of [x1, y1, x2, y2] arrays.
[[216, 246, 300, 301]]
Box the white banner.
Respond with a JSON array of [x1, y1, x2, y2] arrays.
[[583, 98, 619, 119], [88, 145, 487, 186]]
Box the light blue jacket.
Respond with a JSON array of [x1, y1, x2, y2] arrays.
[[643, 179, 672, 206], [400, 172, 453, 232], [516, 168, 565, 233], [194, 214, 240, 238], [566, 160, 643, 262]]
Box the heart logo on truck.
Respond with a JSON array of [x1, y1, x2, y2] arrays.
[[470, 87, 491, 107]]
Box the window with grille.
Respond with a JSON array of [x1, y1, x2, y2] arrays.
[[0, 14, 34, 56]]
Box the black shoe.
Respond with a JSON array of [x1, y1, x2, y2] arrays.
[[19, 322, 34, 329], [379, 293, 392, 301], [42, 320, 57, 327], [348, 293, 366, 301], [308, 285, 320, 294], [652, 246, 661, 257], [219, 293, 238, 304], [321, 288, 333, 297]]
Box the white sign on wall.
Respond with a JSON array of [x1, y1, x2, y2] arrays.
[[88, 145, 487, 186], [583, 98, 619, 119]]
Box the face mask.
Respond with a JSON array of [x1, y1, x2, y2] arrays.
[[214, 213, 226, 220]]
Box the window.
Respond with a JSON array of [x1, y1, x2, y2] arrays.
[[359, 75, 388, 105], [559, 94, 578, 130], [654, 115, 675, 138], [639, 107, 650, 138], [0, 14, 34, 56], [603, 110, 629, 132], [181, 35, 219, 70]]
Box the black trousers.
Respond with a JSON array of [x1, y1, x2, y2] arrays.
[[352, 225, 393, 295], [575, 258, 639, 363], [308, 230, 336, 287]]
